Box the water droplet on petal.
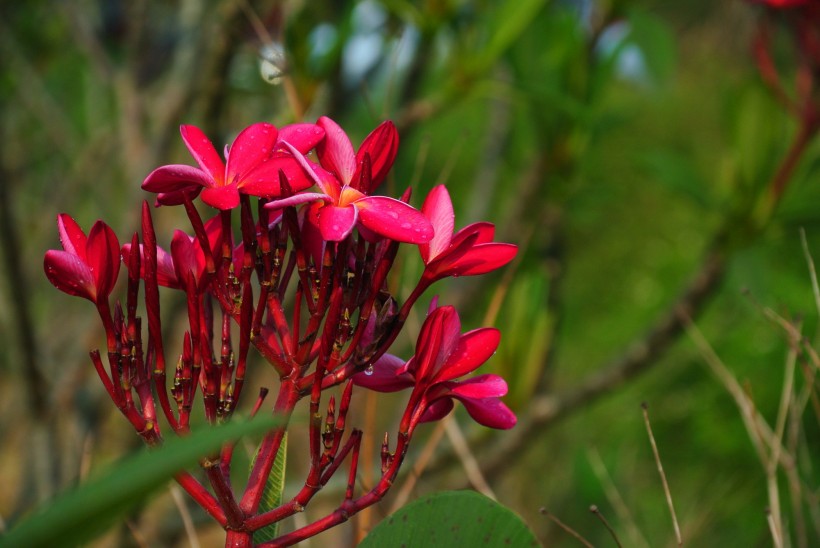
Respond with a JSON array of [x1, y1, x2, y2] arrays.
[[364, 365, 374, 376], [388, 211, 399, 219], [401, 222, 411, 229]]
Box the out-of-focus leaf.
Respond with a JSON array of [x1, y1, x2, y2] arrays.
[[626, 8, 676, 85], [640, 150, 713, 209], [359, 490, 540, 547], [252, 432, 287, 543], [1, 415, 280, 548], [467, 0, 550, 76]]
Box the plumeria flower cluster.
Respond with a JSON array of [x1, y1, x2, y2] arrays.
[[44, 116, 516, 547]]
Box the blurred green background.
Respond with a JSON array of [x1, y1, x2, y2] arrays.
[[2, 0, 820, 546]]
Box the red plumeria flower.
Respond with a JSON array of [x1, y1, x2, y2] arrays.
[[419, 185, 517, 284], [142, 122, 324, 210], [44, 214, 120, 304], [315, 116, 398, 194], [264, 120, 433, 243], [354, 305, 516, 429]]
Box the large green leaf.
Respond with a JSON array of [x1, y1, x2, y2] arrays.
[[1, 415, 280, 548], [359, 491, 540, 547]]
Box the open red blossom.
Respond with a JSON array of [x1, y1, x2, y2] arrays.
[[264, 137, 433, 244], [315, 116, 398, 194], [353, 305, 516, 429], [142, 122, 324, 210], [749, 0, 810, 7], [419, 185, 517, 284], [44, 214, 121, 304]]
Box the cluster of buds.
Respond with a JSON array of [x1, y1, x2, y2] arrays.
[[44, 116, 517, 546], [749, 0, 820, 126]]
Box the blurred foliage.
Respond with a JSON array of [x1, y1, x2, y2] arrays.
[[1, 0, 820, 546]]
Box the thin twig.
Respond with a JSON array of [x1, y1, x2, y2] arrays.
[[590, 504, 622, 548], [641, 403, 682, 547], [539, 508, 594, 548]]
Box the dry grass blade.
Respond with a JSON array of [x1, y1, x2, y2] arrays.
[[444, 417, 496, 500], [641, 403, 682, 547], [170, 484, 202, 548], [540, 508, 594, 548], [799, 228, 820, 320], [390, 418, 448, 513], [587, 448, 650, 548]]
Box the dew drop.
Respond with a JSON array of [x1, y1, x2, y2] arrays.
[[364, 365, 374, 376], [388, 211, 399, 219], [401, 222, 411, 229]]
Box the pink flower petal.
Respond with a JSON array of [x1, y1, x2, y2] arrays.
[[44, 250, 96, 301], [436, 327, 500, 383], [201, 184, 240, 210], [279, 141, 341, 200], [154, 187, 203, 207], [179, 125, 225, 184], [225, 122, 279, 184], [240, 157, 315, 197], [352, 354, 414, 392], [122, 243, 179, 288], [264, 192, 330, 211], [457, 396, 517, 429], [316, 116, 356, 185], [57, 214, 87, 259], [420, 185, 454, 263], [355, 196, 434, 244], [450, 222, 496, 247], [86, 221, 120, 300], [413, 306, 460, 383], [419, 398, 455, 423], [354, 120, 398, 193], [170, 230, 200, 285], [142, 164, 215, 193], [446, 374, 508, 398], [278, 123, 325, 153], [431, 242, 518, 280], [317, 204, 357, 241]]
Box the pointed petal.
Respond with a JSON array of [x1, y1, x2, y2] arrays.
[[57, 214, 87, 259], [264, 192, 330, 210], [279, 141, 341, 200], [316, 116, 356, 185], [457, 396, 517, 429], [437, 327, 500, 382], [450, 222, 496, 247], [414, 306, 460, 384], [278, 123, 325, 153], [225, 122, 279, 183], [317, 204, 357, 241], [86, 221, 120, 299], [201, 184, 240, 210], [420, 185, 454, 263], [142, 164, 215, 193], [179, 125, 225, 184], [44, 250, 96, 301], [352, 354, 414, 392], [354, 120, 399, 193], [240, 156, 316, 197], [434, 243, 518, 278], [170, 230, 199, 285], [446, 374, 508, 398], [356, 196, 434, 244]]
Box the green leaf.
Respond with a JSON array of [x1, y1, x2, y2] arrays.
[[359, 490, 541, 547], [468, 0, 550, 76], [626, 8, 677, 85], [1, 415, 280, 548], [252, 432, 288, 543]]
